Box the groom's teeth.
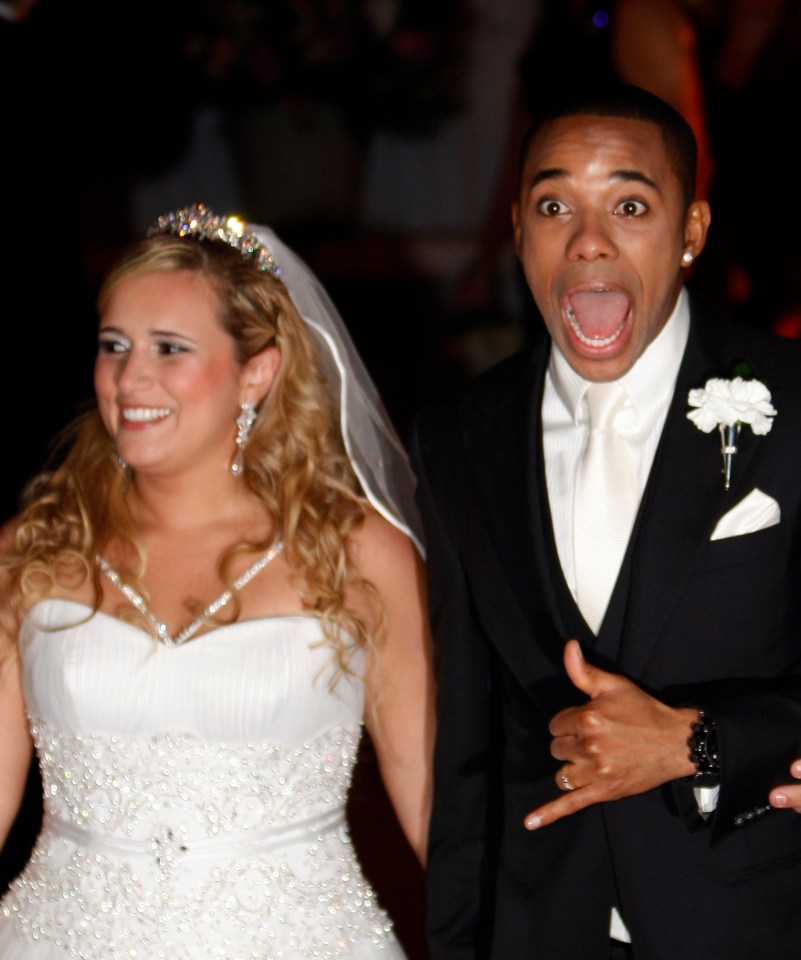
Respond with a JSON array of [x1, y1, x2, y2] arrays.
[[122, 407, 172, 422], [566, 305, 624, 348]]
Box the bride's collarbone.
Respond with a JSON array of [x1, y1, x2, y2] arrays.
[[99, 544, 305, 632]]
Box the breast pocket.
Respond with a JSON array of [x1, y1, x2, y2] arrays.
[[695, 521, 786, 572], [653, 523, 791, 683]]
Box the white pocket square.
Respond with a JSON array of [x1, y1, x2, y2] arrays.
[[710, 487, 781, 541]]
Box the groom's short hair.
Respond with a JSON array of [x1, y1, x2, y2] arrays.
[[517, 82, 698, 211]]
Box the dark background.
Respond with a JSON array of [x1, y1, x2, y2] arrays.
[[3, 2, 801, 957]]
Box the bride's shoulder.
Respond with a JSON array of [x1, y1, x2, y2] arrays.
[[347, 508, 425, 608], [0, 516, 19, 554], [0, 515, 93, 613], [348, 508, 420, 565], [0, 518, 27, 649]]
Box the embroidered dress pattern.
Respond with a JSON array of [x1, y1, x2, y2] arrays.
[[0, 572, 402, 958], [3, 721, 392, 959]]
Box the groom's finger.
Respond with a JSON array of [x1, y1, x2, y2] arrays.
[[563, 638, 625, 699]]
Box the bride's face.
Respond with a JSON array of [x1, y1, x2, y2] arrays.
[[95, 269, 248, 477]]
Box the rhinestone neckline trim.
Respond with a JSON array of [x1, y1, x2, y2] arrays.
[[97, 542, 284, 647]]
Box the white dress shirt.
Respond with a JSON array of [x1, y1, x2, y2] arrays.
[[543, 288, 690, 598], [542, 289, 707, 943]]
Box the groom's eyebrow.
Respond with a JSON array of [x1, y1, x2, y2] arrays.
[[609, 169, 659, 191], [529, 168, 659, 192]]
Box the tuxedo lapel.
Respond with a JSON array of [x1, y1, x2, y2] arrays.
[[618, 302, 763, 675], [460, 340, 569, 670], [453, 298, 769, 681]]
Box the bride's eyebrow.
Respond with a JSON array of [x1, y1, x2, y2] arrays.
[[148, 328, 197, 342]]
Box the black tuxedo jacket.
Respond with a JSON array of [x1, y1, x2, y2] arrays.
[[410, 293, 801, 960]]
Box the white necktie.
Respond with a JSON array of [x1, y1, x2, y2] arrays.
[[573, 382, 638, 634]]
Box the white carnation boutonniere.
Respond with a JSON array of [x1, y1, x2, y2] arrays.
[[687, 367, 777, 490]]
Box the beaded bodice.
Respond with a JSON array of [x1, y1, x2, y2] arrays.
[[34, 719, 356, 847], [0, 599, 399, 959]]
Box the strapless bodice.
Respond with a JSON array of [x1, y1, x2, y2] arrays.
[[0, 600, 403, 960]]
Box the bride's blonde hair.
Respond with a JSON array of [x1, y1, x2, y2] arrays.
[[0, 233, 379, 681]]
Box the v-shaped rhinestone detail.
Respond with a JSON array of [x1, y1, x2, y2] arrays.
[[97, 542, 285, 646]]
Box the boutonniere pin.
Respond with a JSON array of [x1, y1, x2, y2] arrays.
[[686, 365, 776, 490]]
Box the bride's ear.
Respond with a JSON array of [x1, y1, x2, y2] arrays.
[[240, 345, 281, 406]]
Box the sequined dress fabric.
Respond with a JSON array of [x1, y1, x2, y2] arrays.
[[0, 599, 405, 959]]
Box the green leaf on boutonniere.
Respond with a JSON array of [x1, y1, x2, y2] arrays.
[[728, 359, 775, 394], [730, 360, 754, 380]]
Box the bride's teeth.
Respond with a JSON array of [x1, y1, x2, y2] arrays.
[[122, 407, 172, 422]]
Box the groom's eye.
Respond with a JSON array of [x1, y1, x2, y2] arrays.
[[538, 198, 569, 217]]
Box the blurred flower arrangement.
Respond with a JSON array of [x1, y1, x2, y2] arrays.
[[183, 0, 472, 138]]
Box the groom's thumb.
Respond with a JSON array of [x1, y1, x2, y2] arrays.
[[563, 638, 611, 698]]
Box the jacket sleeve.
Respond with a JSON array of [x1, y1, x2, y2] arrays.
[[409, 411, 502, 960]]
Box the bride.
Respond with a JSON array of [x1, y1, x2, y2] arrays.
[[0, 204, 433, 959]]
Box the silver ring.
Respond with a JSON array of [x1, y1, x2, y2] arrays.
[[560, 771, 574, 791]]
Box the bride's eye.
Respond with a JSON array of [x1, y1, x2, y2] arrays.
[[155, 340, 190, 356], [98, 336, 130, 355]]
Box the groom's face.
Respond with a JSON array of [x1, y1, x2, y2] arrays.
[[512, 113, 708, 382]]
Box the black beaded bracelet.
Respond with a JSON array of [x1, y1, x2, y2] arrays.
[[684, 710, 720, 785]]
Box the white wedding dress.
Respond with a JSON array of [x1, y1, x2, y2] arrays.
[[0, 555, 408, 960]]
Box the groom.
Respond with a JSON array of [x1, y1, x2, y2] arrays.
[[410, 82, 801, 960]]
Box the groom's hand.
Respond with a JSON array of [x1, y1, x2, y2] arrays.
[[524, 639, 697, 830]]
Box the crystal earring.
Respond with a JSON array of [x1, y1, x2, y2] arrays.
[[231, 401, 257, 475], [681, 250, 694, 266]]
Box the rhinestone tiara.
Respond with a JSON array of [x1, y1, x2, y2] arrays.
[[147, 202, 281, 276]]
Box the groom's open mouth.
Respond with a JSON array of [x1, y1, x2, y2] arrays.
[[564, 288, 631, 350]]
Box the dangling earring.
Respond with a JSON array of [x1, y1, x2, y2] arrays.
[[116, 452, 129, 471], [231, 401, 257, 475]]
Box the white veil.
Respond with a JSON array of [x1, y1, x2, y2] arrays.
[[148, 205, 424, 557], [247, 224, 425, 558]]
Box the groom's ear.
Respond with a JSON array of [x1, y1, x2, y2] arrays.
[[683, 200, 711, 260]]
